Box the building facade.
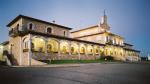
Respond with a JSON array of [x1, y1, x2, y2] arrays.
[[0, 13, 140, 65]]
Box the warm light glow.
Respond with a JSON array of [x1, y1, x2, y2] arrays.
[[32, 37, 46, 52]]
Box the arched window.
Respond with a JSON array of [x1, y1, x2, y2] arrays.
[[23, 37, 29, 52], [47, 27, 52, 34], [63, 31, 66, 36], [28, 23, 34, 30], [16, 24, 19, 31]]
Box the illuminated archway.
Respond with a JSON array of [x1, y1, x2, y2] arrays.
[[47, 39, 59, 53], [87, 45, 93, 54], [99, 47, 104, 56], [70, 42, 78, 54], [80, 44, 86, 54], [94, 46, 99, 54], [32, 37, 45, 52], [60, 41, 69, 54]]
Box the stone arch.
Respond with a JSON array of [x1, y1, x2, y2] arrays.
[[87, 45, 93, 54], [22, 37, 29, 49], [46, 26, 53, 34], [80, 44, 86, 54], [94, 45, 99, 54], [32, 36, 46, 52], [60, 41, 69, 54], [47, 38, 59, 52], [99, 46, 104, 56], [70, 42, 78, 54], [27, 22, 35, 30]]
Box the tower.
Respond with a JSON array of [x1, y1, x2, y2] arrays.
[[100, 10, 110, 32]]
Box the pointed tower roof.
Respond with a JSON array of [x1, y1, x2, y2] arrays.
[[100, 10, 110, 31]]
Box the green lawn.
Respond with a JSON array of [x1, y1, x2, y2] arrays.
[[41, 59, 113, 64]]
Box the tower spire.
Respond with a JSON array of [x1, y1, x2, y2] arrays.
[[100, 9, 110, 32], [103, 9, 107, 24], [104, 9, 106, 16]]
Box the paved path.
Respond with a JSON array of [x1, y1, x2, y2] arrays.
[[0, 63, 150, 84]]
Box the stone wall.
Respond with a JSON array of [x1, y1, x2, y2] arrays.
[[22, 18, 70, 37], [9, 36, 22, 65]]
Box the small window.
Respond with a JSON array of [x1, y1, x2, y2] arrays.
[[24, 42, 28, 49], [16, 24, 19, 31], [28, 23, 34, 30], [23, 37, 29, 49], [47, 27, 52, 34], [63, 31, 66, 36]]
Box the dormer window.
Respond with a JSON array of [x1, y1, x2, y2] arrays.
[[27, 23, 34, 30], [47, 27, 52, 34]]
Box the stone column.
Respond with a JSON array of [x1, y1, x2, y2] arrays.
[[85, 44, 88, 57], [58, 41, 61, 59], [19, 37, 22, 65], [28, 34, 32, 66], [68, 41, 71, 56], [92, 45, 95, 57], [45, 39, 48, 54], [98, 46, 101, 58], [78, 43, 80, 60]]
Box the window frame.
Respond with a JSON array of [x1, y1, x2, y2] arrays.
[[27, 22, 35, 30], [46, 26, 53, 34]]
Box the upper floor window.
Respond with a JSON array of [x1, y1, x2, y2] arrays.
[[47, 27, 52, 34], [27, 23, 34, 30], [16, 24, 19, 31], [63, 31, 66, 36], [106, 36, 109, 42]]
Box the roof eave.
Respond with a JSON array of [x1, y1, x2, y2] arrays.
[[7, 15, 72, 30]]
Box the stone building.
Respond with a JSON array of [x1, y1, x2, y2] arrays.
[[0, 12, 140, 65]]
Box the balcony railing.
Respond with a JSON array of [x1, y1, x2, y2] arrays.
[[9, 26, 29, 37]]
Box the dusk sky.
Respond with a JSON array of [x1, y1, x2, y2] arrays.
[[0, 0, 150, 56]]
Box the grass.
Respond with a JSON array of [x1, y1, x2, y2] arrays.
[[41, 59, 118, 64]]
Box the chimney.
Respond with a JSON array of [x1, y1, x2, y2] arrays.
[[52, 20, 55, 23]]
